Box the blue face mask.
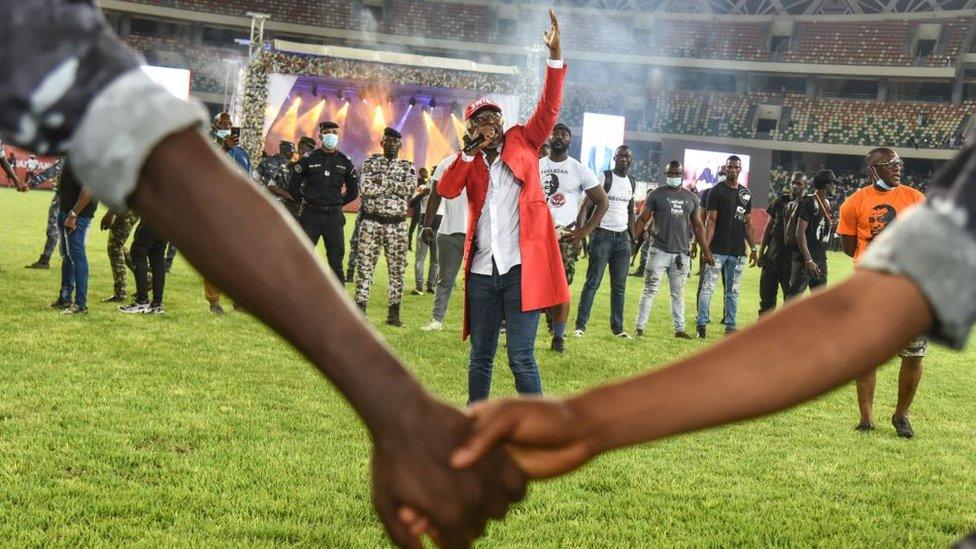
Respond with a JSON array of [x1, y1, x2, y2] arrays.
[[215, 129, 231, 139], [666, 177, 682, 188], [322, 133, 339, 149]]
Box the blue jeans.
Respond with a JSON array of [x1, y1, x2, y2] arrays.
[[696, 254, 745, 331], [635, 248, 691, 332], [575, 228, 632, 334], [58, 213, 92, 309], [467, 265, 542, 403]]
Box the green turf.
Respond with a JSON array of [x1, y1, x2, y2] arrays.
[[0, 188, 974, 547]]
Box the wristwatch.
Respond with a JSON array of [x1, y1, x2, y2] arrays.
[[68, 210, 78, 218]]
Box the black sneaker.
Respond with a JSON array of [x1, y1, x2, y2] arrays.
[[696, 325, 707, 339], [674, 331, 693, 339], [210, 303, 225, 315], [148, 304, 166, 315], [854, 421, 876, 432], [103, 294, 127, 303], [410, 289, 425, 296], [892, 415, 915, 438], [50, 298, 71, 310], [635, 328, 644, 337], [550, 337, 565, 353], [426, 288, 435, 294], [25, 260, 50, 270], [724, 328, 738, 337]]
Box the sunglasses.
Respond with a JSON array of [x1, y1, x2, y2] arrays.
[[471, 111, 503, 125], [873, 158, 904, 170]]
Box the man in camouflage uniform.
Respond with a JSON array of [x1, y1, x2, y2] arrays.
[[24, 158, 65, 270], [257, 140, 294, 196], [355, 127, 415, 326], [100, 209, 140, 302]]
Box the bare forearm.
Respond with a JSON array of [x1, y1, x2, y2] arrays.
[[1, 158, 16, 181], [130, 130, 427, 436], [704, 217, 715, 249], [424, 183, 443, 227], [570, 270, 932, 455], [581, 196, 608, 233], [72, 188, 94, 213], [692, 217, 708, 249]]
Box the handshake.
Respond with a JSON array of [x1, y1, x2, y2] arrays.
[[371, 392, 594, 548]]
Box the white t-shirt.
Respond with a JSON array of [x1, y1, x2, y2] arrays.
[[601, 172, 634, 232], [432, 154, 467, 235], [539, 156, 600, 227]]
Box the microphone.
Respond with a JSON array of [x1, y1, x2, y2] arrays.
[[463, 135, 486, 154]]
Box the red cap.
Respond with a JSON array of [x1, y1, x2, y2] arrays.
[[464, 98, 502, 121]]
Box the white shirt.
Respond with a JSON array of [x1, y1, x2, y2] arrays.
[[463, 144, 522, 276], [539, 156, 600, 227], [432, 154, 467, 235], [465, 57, 563, 275], [602, 172, 634, 232]]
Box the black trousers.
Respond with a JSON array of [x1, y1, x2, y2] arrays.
[[131, 221, 168, 305], [758, 252, 792, 316], [786, 256, 828, 299], [300, 210, 346, 283]]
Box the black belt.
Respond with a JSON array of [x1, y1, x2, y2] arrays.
[[362, 211, 406, 224], [596, 227, 629, 236], [301, 201, 343, 214]]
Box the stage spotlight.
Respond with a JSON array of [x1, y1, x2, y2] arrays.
[[338, 89, 345, 101], [409, 97, 417, 107]]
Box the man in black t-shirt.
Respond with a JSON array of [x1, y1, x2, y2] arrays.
[[696, 155, 758, 338], [757, 172, 807, 315], [50, 164, 97, 315], [788, 170, 838, 298]]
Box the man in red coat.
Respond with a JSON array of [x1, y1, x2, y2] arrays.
[[437, 9, 569, 404]]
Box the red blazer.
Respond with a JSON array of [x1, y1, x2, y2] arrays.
[[438, 64, 570, 340]]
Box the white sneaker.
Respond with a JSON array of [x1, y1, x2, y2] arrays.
[[421, 320, 443, 332], [614, 332, 633, 339], [572, 329, 585, 338]]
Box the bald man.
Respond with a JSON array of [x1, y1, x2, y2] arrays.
[[838, 147, 926, 438]]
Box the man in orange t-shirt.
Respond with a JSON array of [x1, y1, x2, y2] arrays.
[[838, 147, 926, 438]]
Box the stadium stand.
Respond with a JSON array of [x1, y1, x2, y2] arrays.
[[121, 1, 973, 67]]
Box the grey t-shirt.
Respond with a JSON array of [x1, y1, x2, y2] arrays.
[[644, 186, 700, 254]]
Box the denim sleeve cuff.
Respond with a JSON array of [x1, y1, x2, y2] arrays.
[[859, 205, 976, 349], [68, 68, 209, 212]]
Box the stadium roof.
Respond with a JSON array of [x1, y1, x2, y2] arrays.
[[509, 0, 976, 14]]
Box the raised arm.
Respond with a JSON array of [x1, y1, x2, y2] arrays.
[[523, 10, 567, 149]]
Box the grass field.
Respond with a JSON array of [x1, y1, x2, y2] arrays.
[[1, 188, 974, 547]]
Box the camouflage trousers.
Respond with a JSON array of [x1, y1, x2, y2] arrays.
[[346, 211, 364, 283], [355, 219, 408, 307], [40, 192, 60, 261], [107, 211, 139, 296]]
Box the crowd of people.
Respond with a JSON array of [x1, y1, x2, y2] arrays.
[[4, 4, 976, 548]]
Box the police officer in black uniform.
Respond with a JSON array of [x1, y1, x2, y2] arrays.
[[288, 121, 359, 282]]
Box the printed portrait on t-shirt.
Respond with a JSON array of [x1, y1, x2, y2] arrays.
[[543, 173, 559, 198], [868, 204, 897, 241]]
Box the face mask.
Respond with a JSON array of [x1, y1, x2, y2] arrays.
[[666, 177, 682, 188], [875, 178, 894, 191], [215, 129, 231, 139], [322, 133, 339, 149]]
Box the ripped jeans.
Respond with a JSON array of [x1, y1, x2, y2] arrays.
[[696, 254, 746, 331]]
